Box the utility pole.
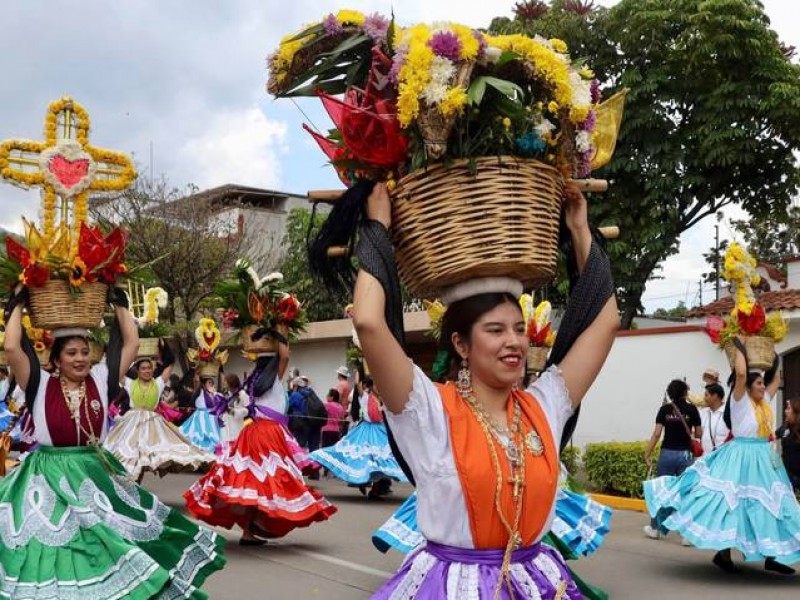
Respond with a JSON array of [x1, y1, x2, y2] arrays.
[[715, 224, 721, 300], [698, 279, 703, 306]]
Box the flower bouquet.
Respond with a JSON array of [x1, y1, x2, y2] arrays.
[[215, 258, 305, 357], [706, 243, 786, 370], [137, 287, 168, 358], [268, 10, 624, 296], [21, 313, 53, 366], [186, 318, 228, 379], [521, 295, 556, 373]]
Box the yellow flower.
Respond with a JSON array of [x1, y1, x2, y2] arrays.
[[69, 257, 87, 287], [424, 299, 446, 325], [519, 294, 533, 324], [548, 101, 560, 114], [579, 66, 595, 79], [549, 38, 568, 54], [386, 178, 397, 191], [502, 117, 512, 129], [336, 9, 365, 25], [439, 87, 468, 117], [545, 330, 557, 347]]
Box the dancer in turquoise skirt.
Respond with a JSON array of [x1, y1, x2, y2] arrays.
[[645, 339, 800, 574]]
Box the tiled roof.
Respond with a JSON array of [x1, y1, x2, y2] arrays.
[[686, 289, 800, 317]]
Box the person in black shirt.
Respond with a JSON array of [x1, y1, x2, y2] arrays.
[[777, 397, 800, 494], [643, 379, 702, 540]]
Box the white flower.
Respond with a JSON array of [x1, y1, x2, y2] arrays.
[[422, 81, 449, 105], [535, 118, 556, 137], [235, 258, 248, 270], [264, 272, 284, 284], [429, 56, 456, 85], [246, 266, 262, 289], [484, 46, 502, 63], [576, 130, 592, 153], [570, 71, 592, 107]]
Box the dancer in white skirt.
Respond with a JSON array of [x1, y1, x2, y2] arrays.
[[104, 356, 213, 481]]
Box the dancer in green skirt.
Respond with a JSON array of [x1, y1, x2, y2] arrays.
[[1, 289, 225, 599]]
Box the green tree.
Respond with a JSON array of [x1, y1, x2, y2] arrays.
[[652, 300, 688, 320], [492, 0, 800, 328], [730, 205, 800, 265], [278, 207, 342, 322]]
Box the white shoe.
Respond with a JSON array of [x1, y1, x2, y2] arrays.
[[681, 537, 692, 547], [643, 525, 661, 540]]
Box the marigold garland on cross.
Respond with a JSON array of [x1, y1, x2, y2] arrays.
[[0, 96, 137, 261]]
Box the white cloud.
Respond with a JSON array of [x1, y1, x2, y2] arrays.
[[179, 108, 288, 189]]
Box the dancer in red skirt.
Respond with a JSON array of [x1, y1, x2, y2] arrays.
[[184, 334, 336, 545]]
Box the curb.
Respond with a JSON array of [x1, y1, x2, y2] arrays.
[[589, 493, 647, 513]]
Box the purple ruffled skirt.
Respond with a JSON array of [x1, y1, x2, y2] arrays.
[[371, 540, 583, 599]]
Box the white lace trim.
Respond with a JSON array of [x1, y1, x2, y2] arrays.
[[510, 563, 543, 600], [310, 450, 405, 482], [387, 551, 437, 600], [157, 527, 220, 599], [0, 547, 159, 600], [377, 515, 424, 550], [325, 438, 396, 461], [189, 483, 331, 514], [533, 553, 564, 589], [227, 451, 305, 481], [0, 474, 170, 549]]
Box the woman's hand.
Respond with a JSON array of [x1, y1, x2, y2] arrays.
[[564, 181, 589, 234], [367, 182, 391, 230]]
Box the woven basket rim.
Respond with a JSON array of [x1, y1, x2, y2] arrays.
[[393, 155, 562, 188]]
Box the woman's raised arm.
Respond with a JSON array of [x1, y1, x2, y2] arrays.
[[3, 303, 30, 391]]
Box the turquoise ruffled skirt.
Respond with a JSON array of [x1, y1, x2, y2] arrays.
[[645, 437, 800, 563]]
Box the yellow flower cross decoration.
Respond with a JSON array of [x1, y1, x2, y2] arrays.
[[0, 96, 137, 260]]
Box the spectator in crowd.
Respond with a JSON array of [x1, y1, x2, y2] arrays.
[[777, 397, 800, 494], [643, 379, 702, 541], [321, 388, 346, 449], [700, 383, 730, 455], [334, 366, 352, 416], [287, 377, 309, 448]]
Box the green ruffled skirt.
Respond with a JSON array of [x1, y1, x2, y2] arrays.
[[0, 445, 225, 599]]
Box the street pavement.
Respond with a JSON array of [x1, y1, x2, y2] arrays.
[[146, 473, 800, 599]]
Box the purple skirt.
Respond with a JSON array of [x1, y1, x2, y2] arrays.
[[371, 540, 583, 599]]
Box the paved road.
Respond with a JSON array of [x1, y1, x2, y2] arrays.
[[146, 473, 799, 599]]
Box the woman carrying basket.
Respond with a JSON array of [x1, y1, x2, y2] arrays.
[[356, 182, 619, 599], [0, 289, 225, 598]]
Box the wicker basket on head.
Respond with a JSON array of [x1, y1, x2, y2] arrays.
[[241, 324, 288, 355], [723, 335, 775, 371], [28, 280, 107, 330], [198, 361, 220, 379], [391, 157, 564, 298], [138, 337, 160, 358], [88, 340, 104, 365], [527, 346, 549, 373]]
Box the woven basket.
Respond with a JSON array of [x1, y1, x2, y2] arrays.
[[527, 346, 549, 373], [723, 336, 775, 371], [138, 337, 160, 358], [391, 157, 564, 297], [241, 324, 288, 355], [28, 280, 107, 330], [198, 361, 220, 379], [89, 341, 104, 365]]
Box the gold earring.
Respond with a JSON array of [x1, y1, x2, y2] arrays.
[[456, 358, 472, 396]]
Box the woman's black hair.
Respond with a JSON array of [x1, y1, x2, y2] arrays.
[[666, 379, 689, 403], [435, 292, 521, 380], [785, 397, 800, 440], [50, 335, 90, 367], [328, 388, 340, 403]]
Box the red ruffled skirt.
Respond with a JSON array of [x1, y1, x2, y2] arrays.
[[184, 419, 336, 538]]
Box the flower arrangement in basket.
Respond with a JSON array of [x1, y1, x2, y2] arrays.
[[0, 97, 137, 330], [136, 287, 168, 358], [215, 258, 305, 357], [269, 10, 625, 297], [186, 318, 228, 379], [20, 313, 53, 365], [705, 242, 786, 370], [521, 295, 556, 373]]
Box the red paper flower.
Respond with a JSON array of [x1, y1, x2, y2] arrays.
[[276, 294, 301, 323], [704, 315, 723, 344], [77, 224, 127, 283], [737, 303, 766, 335], [5, 236, 31, 267], [21, 263, 50, 287], [198, 349, 212, 362], [527, 321, 551, 346]]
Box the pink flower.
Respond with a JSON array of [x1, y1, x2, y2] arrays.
[[428, 31, 462, 62], [363, 13, 389, 44], [590, 79, 601, 104], [323, 13, 343, 35]]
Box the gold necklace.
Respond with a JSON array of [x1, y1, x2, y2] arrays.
[[460, 387, 526, 600], [59, 378, 99, 445]]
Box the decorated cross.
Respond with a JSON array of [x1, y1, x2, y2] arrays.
[[0, 96, 136, 257]]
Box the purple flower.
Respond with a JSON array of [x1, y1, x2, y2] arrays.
[[428, 31, 462, 62], [389, 44, 408, 84], [473, 30, 487, 60], [323, 13, 343, 35], [578, 151, 593, 177], [363, 13, 390, 44], [590, 79, 601, 104], [579, 110, 596, 131]]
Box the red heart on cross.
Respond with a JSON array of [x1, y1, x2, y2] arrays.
[[48, 154, 90, 189]]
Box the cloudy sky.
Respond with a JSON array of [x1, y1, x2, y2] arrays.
[[0, 0, 796, 312]]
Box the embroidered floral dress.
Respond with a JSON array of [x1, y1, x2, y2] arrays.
[[645, 391, 800, 564], [103, 375, 213, 479], [0, 364, 226, 598], [185, 375, 336, 538]]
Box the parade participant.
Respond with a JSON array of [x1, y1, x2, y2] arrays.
[[777, 397, 800, 493], [643, 379, 702, 541], [699, 382, 729, 455], [180, 376, 226, 455], [1, 292, 225, 597], [309, 375, 408, 499], [185, 336, 336, 545], [220, 372, 249, 455], [354, 182, 619, 598], [645, 342, 800, 574], [104, 354, 213, 482]]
